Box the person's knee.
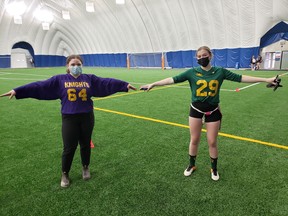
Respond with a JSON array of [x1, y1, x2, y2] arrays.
[[190, 137, 200, 146], [207, 139, 217, 148]]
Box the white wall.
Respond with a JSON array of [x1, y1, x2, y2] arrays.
[[11, 53, 28, 68], [261, 40, 288, 69], [10, 48, 33, 68], [261, 40, 288, 53]]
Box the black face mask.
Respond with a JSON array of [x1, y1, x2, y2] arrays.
[[197, 57, 210, 67]]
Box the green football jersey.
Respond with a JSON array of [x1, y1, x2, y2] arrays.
[[172, 66, 242, 105]]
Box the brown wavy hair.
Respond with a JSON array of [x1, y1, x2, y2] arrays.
[[66, 55, 83, 73]]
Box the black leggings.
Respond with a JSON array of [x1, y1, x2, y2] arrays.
[[61, 112, 95, 173]]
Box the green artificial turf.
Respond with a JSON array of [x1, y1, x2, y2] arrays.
[[0, 67, 287, 216]]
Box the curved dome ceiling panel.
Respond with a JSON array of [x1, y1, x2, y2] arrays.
[[0, 0, 287, 56]]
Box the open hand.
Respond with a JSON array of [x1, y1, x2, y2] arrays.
[[140, 84, 154, 91], [0, 90, 16, 99]]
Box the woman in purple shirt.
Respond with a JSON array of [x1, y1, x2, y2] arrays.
[[1, 55, 136, 188]]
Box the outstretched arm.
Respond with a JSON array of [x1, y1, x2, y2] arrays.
[[241, 75, 276, 84], [1, 77, 60, 100], [91, 75, 136, 97], [140, 77, 174, 91]]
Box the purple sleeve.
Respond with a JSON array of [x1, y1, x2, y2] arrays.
[[14, 76, 60, 100], [90, 75, 129, 97]]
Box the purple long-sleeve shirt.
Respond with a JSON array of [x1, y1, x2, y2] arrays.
[[14, 74, 129, 114]]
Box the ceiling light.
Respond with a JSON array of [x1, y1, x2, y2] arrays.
[[42, 22, 50, 30], [62, 10, 70, 20], [6, 1, 27, 16], [116, 0, 125, 4], [34, 9, 53, 22], [14, 15, 22, 24], [86, 2, 95, 12]]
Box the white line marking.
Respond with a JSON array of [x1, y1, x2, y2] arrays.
[[0, 72, 50, 77], [238, 82, 260, 91], [0, 78, 43, 81]]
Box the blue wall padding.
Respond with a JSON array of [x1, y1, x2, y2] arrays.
[[181, 50, 194, 68], [227, 48, 240, 68], [82, 53, 126, 67], [0, 55, 10, 68], [213, 49, 227, 67], [34, 55, 66, 67], [166, 47, 259, 68], [167, 51, 183, 68], [0, 47, 261, 68]]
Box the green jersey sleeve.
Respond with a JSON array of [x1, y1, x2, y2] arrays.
[[172, 69, 192, 83], [223, 68, 242, 82]]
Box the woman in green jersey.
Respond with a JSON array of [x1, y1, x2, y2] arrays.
[[140, 46, 278, 181]]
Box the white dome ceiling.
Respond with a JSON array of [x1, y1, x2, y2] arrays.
[[0, 0, 288, 56]]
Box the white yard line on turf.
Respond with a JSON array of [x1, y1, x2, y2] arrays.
[[238, 82, 260, 91], [0, 72, 50, 77], [280, 72, 288, 76], [0, 78, 44, 81], [0, 72, 51, 81]]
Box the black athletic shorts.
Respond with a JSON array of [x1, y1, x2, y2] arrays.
[[189, 102, 222, 122]]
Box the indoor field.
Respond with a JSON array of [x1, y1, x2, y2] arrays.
[[0, 0, 288, 216], [0, 67, 287, 215]]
